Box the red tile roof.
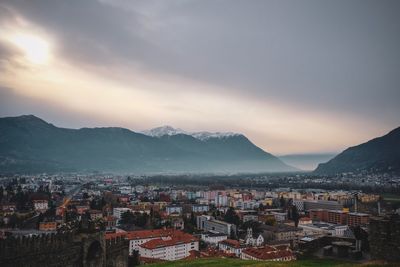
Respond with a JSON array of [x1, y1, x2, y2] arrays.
[[219, 239, 242, 248], [242, 245, 295, 260], [139, 233, 198, 250], [125, 228, 179, 240], [105, 231, 127, 240]]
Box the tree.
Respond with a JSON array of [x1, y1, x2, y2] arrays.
[[288, 205, 300, 227], [133, 212, 148, 228], [224, 207, 240, 226], [258, 203, 265, 211], [265, 216, 276, 226], [229, 228, 236, 239], [199, 240, 207, 250], [241, 220, 262, 234], [279, 196, 286, 208], [190, 212, 196, 225], [128, 251, 140, 267], [120, 211, 135, 225]]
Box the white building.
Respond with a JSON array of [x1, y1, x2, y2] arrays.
[[244, 228, 264, 247], [215, 195, 228, 207], [271, 212, 287, 222], [138, 235, 198, 261], [196, 215, 211, 230], [113, 207, 132, 223], [300, 222, 349, 237], [119, 186, 133, 194], [218, 239, 244, 257], [201, 231, 228, 245], [203, 219, 236, 235], [192, 204, 209, 213], [33, 200, 48, 212], [126, 229, 184, 255], [166, 205, 183, 215]]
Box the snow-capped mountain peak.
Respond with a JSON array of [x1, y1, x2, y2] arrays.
[[142, 126, 241, 140], [191, 131, 240, 140], [141, 126, 187, 137]]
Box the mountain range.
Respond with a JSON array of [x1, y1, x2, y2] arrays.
[[0, 115, 295, 174], [315, 126, 400, 174]]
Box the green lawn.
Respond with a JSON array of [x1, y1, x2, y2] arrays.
[[382, 193, 400, 202], [146, 258, 397, 267]]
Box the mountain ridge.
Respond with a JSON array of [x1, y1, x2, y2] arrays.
[[142, 125, 241, 140], [0, 115, 296, 174], [314, 126, 400, 174]]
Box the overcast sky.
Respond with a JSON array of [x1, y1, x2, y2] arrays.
[[0, 0, 399, 154]]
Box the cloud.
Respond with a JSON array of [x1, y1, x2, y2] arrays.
[[0, 0, 399, 153]]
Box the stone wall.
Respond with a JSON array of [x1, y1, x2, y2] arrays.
[[369, 214, 400, 262], [0, 231, 128, 267]]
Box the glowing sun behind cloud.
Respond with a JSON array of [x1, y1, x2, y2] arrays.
[[9, 33, 51, 64]]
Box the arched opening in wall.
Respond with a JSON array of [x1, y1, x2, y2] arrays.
[[86, 240, 103, 267]]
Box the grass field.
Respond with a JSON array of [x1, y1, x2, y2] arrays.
[[382, 193, 400, 202], [146, 258, 398, 267]]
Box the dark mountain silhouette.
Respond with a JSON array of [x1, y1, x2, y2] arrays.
[[314, 127, 400, 174], [0, 115, 295, 174]]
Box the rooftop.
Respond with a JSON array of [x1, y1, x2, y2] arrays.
[[219, 239, 243, 248], [139, 233, 198, 249], [242, 245, 294, 260]]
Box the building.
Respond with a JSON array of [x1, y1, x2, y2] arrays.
[[76, 205, 90, 215], [166, 205, 183, 215], [299, 217, 312, 225], [309, 209, 328, 222], [113, 207, 132, 223], [201, 231, 228, 245], [203, 219, 236, 236], [138, 233, 198, 261], [192, 204, 209, 213], [33, 200, 48, 212], [215, 194, 228, 207], [348, 212, 369, 226], [304, 200, 343, 211], [38, 221, 57, 231], [243, 214, 258, 223], [271, 212, 287, 222], [309, 209, 369, 227], [125, 229, 181, 255], [196, 215, 211, 230], [293, 200, 305, 211], [88, 209, 103, 220], [241, 245, 295, 261], [261, 224, 302, 242], [218, 239, 244, 257], [300, 222, 349, 237], [105, 216, 117, 229], [244, 228, 264, 246], [327, 210, 348, 225]]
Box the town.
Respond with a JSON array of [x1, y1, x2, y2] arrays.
[[1, 173, 399, 266]]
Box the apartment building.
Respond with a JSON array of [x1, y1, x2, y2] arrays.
[[138, 233, 198, 261], [203, 219, 236, 235], [348, 212, 369, 226]]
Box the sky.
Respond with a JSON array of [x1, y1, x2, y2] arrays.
[[0, 0, 399, 155]]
